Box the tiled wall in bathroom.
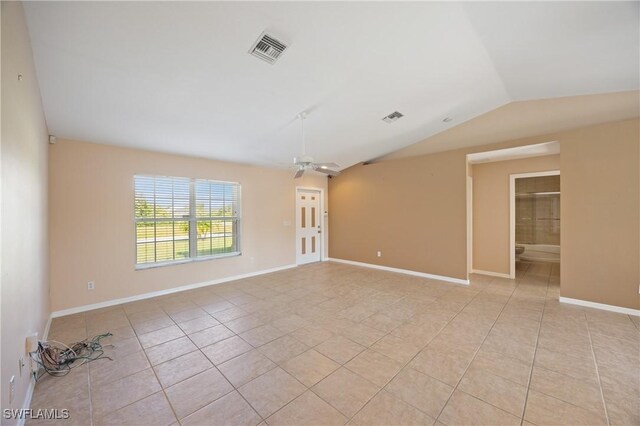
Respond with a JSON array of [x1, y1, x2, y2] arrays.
[[516, 175, 560, 245]]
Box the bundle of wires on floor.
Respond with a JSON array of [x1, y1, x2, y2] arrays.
[[30, 333, 114, 379]]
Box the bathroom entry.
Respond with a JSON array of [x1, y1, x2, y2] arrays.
[[509, 171, 560, 278]]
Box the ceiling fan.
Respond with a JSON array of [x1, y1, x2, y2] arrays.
[[293, 112, 340, 179]]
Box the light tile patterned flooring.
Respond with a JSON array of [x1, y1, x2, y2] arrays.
[[30, 261, 639, 425]]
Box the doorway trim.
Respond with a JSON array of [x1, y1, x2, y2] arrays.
[[466, 175, 473, 278], [509, 170, 560, 278], [295, 186, 325, 264]]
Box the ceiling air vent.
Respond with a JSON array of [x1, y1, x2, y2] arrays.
[[382, 111, 404, 123], [249, 32, 287, 64]]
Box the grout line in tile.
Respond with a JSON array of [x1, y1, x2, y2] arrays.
[[434, 281, 520, 424], [245, 366, 313, 425], [518, 276, 548, 426], [121, 309, 180, 424], [178, 305, 273, 424], [585, 316, 611, 426], [343, 285, 490, 423], [628, 314, 640, 331]]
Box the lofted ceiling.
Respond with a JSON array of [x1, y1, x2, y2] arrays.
[[24, 2, 639, 170], [379, 90, 640, 162]]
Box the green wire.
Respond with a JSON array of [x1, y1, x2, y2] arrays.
[[30, 332, 115, 380]]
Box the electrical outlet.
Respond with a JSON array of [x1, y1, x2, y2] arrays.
[[377, 251, 382, 257], [9, 376, 15, 404], [87, 281, 95, 290]]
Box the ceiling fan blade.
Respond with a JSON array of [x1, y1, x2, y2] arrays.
[[313, 166, 340, 176], [294, 169, 305, 179], [314, 162, 340, 169]]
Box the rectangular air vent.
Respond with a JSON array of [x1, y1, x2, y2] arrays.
[[382, 111, 404, 123], [249, 32, 287, 64]]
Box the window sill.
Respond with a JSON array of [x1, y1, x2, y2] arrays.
[[135, 251, 241, 270]]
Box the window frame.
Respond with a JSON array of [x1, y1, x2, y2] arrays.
[[134, 174, 242, 270]]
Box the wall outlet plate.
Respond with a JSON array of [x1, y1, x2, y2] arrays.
[[377, 251, 382, 257], [87, 281, 95, 290]]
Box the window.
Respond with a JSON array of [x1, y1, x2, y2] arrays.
[[135, 175, 241, 267], [194, 179, 240, 257]]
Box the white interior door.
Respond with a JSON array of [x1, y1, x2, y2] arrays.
[[296, 189, 321, 264]]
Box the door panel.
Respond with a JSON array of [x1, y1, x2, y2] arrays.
[[296, 189, 321, 264]]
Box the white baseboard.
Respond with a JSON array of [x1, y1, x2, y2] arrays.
[[17, 380, 36, 426], [327, 258, 469, 286], [471, 269, 512, 279], [559, 297, 640, 317], [51, 264, 297, 318]]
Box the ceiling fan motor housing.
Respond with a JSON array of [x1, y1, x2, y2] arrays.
[[294, 155, 314, 165]]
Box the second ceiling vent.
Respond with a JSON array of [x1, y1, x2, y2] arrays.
[[249, 32, 288, 64], [382, 111, 404, 123]]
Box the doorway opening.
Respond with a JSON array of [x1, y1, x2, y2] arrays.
[[510, 171, 560, 278], [296, 188, 323, 265]]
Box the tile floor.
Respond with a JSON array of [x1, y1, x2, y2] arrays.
[[29, 261, 639, 425]]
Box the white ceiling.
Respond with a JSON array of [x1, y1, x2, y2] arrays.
[[24, 2, 639, 169]]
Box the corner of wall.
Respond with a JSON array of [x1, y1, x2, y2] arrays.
[[1, 1, 51, 421]]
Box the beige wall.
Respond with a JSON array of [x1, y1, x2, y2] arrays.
[[561, 120, 639, 309], [329, 119, 639, 310], [329, 149, 468, 279], [472, 155, 560, 275], [1, 1, 51, 418], [49, 139, 327, 312]]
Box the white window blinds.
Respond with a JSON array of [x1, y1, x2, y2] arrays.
[[135, 175, 241, 266], [195, 179, 240, 257]]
